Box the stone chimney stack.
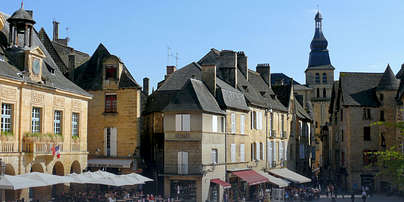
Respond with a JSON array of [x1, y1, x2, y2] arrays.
[[237, 51, 248, 80], [201, 64, 216, 96], [256, 64, 271, 87], [165, 65, 176, 79], [68, 55, 75, 81], [53, 21, 59, 41], [217, 50, 237, 88], [143, 77, 150, 96]]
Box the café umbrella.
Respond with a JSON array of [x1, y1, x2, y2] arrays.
[[0, 175, 47, 190]]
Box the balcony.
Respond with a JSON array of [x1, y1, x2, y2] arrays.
[[0, 142, 16, 152], [270, 130, 276, 138], [22, 134, 64, 155], [164, 163, 203, 176], [281, 131, 287, 139]]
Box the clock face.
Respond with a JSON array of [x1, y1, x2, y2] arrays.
[[32, 58, 40, 75]]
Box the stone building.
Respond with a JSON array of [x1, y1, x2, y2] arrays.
[[144, 49, 311, 201], [38, 21, 89, 79], [329, 65, 404, 192], [71, 43, 144, 174], [0, 8, 91, 201]]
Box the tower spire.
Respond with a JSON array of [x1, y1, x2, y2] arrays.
[[307, 11, 332, 68]]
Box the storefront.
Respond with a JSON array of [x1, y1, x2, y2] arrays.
[[209, 178, 231, 202], [228, 169, 269, 201], [170, 180, 197, 201]]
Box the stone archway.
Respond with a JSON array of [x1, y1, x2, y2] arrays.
[[4, 164, 19, 201], [52, 161, 65, 197], [70, 161, 81, 174], [69, 161, 82, 192], [30, 163, 48, 202]]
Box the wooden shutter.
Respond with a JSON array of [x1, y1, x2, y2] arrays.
[[183, 152, 188, 174], [256, 142, 260, 160], [231, 144, 236, 162], [176, 115, 182, 131], [262, 143, 265, 160], [182, 114, 190, 131], [212, 115, 217, 132], [240, 144, 245, 162], [268, 141, 273, 167], [177, 152, 183, 174], [111, 128, 117, 157], [240, 115, 245, 134], [279, 141, 284, 161], [300, 144, 305, 159], [231, 113, 236, 133], [284, 141, 288, 161], [258, 112, 263, 130], [103, 128, 107, 156]]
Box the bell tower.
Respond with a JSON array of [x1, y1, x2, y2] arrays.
[[305, 11, 335, 135]]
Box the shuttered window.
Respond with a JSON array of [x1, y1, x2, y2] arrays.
[[231, 144, 236, 162], [256, 142, 260, 160], [175, 114, 190, 131], [178, 152, 188, 174], [104, 127, 117, 157], [240, 144, 245, 162], [257, 111, 263, 130], [212, 115, 218, 132], [231, 113, 236, 133], [268, 141, 273, 167], [240, 115, 245, 134], [211, 149, 218, 164]]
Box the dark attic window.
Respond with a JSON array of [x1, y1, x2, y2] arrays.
[[46, 64, 55, 74], [105, 65, 117, 80]]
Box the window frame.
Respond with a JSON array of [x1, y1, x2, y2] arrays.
[[31, 107, 41, 133], [322, 72, 327, 83], [54, 110, 62, 135], [240, 114, 245, 134], [212, 115, 218, 132], [72, 112, 80, 137], [105, 64, 118, 80], [364, 126, 371, 141], [1, 103, 12, 133], [211, 149, 218, 164], [315, 73, 320, 84], [231, 113, 236, 133], [175, 114, 191, 132], [105, 94, 117, 113]]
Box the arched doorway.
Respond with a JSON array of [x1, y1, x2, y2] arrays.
[[5, 164, 19, 201], [30, 163, 48, 201], [52, 161, 65, 197], [70, 161, 82, 192]]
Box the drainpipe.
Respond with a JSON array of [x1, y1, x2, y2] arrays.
[[265, 109, 268, 171], [18, 81, 23, 175]]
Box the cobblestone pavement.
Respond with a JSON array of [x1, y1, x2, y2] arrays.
[[315, 194, 404, 202]]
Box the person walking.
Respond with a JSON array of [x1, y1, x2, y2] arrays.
[[361, 190, 367, 202], [351, 192, 355, 202]]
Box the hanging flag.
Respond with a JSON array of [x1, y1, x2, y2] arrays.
[[51, 144, 56, 156], [55, 145, 60, 158]]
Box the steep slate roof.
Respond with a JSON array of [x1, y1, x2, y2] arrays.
[[271, 73, 310, 91], [376, 65, 399, 91], [339, 72, 383, 107], [0, 12, 90, 97], [38, 28, 68, 74], [163, 79, 225, 115], [73, 43, 141, 91], [272, 85, 292, 108], [248, 70, 287, 112], [145, 62, 249, 114], [236, 69, 267, 108]]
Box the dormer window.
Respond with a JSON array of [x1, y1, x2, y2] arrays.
[[32, 58, 40, 75], [105, 65, 117, 80]]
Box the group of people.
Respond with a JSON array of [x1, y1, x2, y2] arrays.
[[49, 190, 169, 202]]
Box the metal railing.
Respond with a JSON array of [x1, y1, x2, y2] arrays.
[[164, 163, 203, 175]]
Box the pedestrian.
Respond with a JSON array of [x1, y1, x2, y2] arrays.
[[361, 190, 367, 202], [351, 192, 355, 202], [327, 185, 330, 198]]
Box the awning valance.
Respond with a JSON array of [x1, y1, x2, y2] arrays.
[[210, 178, 231, 189], [88, 159, 132, 168], [232, 170, 269, 186], [258, 171, 290, 188], [268, 168, 311, 184]]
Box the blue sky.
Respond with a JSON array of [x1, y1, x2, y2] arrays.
[[3, 0, 404, 90]]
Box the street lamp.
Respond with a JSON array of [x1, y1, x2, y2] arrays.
[[0, 159, 5, 202]]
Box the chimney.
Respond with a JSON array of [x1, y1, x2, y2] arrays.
[[68, 55, 75, 81], [165, 65, 176, 79], [237, 51, 248, 80], [53, 21, 59, 41], [201, 64, 216, 96], [217, 50, 237, 88], [26, 10, 33, 18], [143, 77, 150, 96], [256, 64, 271, 87]]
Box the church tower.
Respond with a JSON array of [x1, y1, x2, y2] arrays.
[[305, 11, 335, 135]]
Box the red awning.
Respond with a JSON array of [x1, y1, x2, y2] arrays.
[[210, 178, 231, 189], [232, 170, 269, 186]]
